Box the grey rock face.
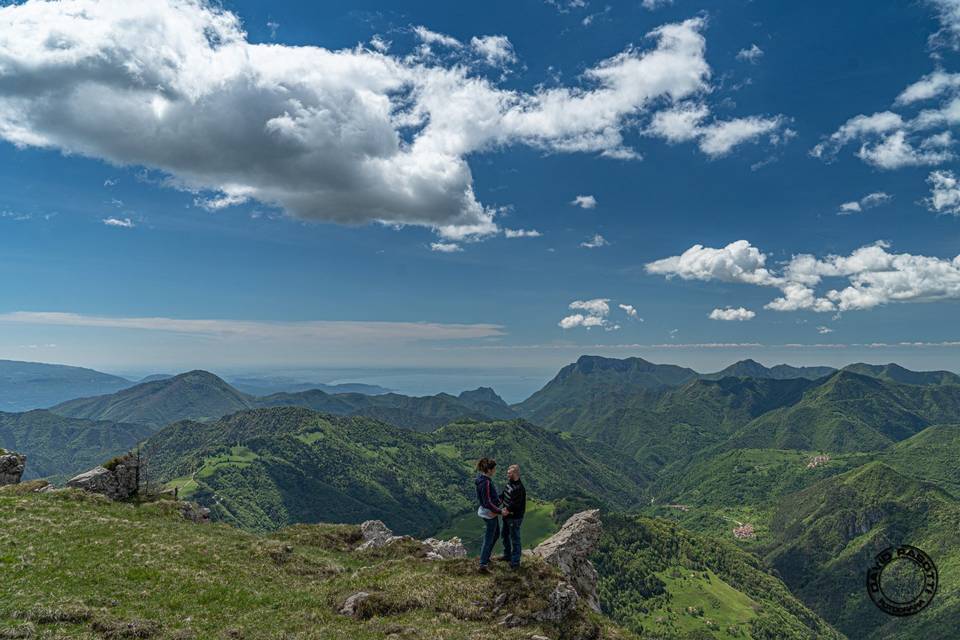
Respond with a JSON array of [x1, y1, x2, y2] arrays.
[[356, 519, 408, 550], [66, 453, 139, 501], [0, 451, 26, 486], [535, 581, 580, 623], [422, 536, 467, 560], [533, 509, 602, 613]]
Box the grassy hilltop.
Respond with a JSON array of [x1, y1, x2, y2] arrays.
[[0, 486, 630, 640]]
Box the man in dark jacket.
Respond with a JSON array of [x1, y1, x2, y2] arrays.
[[499, 464, 526, 569]]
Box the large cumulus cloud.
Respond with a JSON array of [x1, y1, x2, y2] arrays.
[[0, 0, 785, 240]]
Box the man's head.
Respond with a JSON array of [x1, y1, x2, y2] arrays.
[[507, 464, 520, 481]]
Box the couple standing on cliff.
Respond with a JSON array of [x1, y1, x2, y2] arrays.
[[474, 457, 526, 573]]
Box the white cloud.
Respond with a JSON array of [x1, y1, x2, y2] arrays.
[[708, 307, 755, 321], [817, 325, 834, 334], [648, 239, 960, 313], [470, 35, 516, 67], [928, 0, 960, 49], [570, 298, 610, 315], [571, 195, 598, 209], [0, 311, 504, 342], [697, 116, 785, 157], [369, 35, 391, 53], [736, 44, 764, 63], [430, 242, 462, 253], [813, 10, 960, 172], [544, 0, 588, 13], [413, 25, 462, 48], [618, 303, 641, 320], [0, 2, 785, 243], [925, 169, 960, 215], [646, 102, 786, 156], [645, 239, 780, 286], [642, 0, 674, 10], [102, 217, 135, 228], [837, 191, 892, 215], [580, 233, 609, 248], [647, 102, 709, 143], [895, 70, 960, 105], [856, 130, 954, 169], [559, 298, 621, 330], [504, 228, 542, 238]]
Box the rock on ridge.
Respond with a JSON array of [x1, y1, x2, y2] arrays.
[[66, 453, 139, 501], [355, 519, 467, 559], [533, 509, 602, 612], [0, 450, 26, 486]]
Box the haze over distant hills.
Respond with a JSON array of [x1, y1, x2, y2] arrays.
[[0, 359, 133, 412]]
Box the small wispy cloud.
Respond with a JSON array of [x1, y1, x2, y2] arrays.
[[430, 241, 462, 253], [504, 228, 542, 238], [837, 191, 892, 215], [1, 210, 32, 221], [102, 217, 135, 228], [571, 194, 597, 209], [817, 325, 834, 334], [580, 233, 609, 248], [736, 44, 764, 63], [641, 0, 673, 10]]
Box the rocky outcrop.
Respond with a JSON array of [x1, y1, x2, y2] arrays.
[[533, 509, 602, 612], [179, 502, 211, 524], [0, 450, 26, 486], [422, 536, 467, 560], [357, 520, 409, 550], [66, 453, 139, 501], [535, 581, 580, 623], [355, 520, 466, 559]]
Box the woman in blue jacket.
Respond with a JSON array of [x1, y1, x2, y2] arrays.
[[475, 457, 508, 572]]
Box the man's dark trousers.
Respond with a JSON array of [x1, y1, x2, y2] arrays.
[[501, 517, 523, 567]]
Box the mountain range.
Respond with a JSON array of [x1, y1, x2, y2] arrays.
[[4, 354, 960, 639]]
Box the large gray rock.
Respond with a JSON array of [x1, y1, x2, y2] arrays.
[[356, 520, 408, 550], [66, 453, 139, 501], [0, 450, 26, 486], [533, 509, 602, 613]]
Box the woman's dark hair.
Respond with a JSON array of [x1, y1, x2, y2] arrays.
[[476, 457, 497, 473]]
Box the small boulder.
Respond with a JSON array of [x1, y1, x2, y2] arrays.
[[0, 450, 26, 486], [533, 509, 602, 613], [340, 592, 370, 617], [179, 502, 211, 524]]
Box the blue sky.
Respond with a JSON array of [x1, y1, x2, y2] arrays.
[[2, 0, 960, 395]]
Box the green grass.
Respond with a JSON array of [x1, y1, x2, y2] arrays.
[[0, 488, 633, 640], [437, 500, 559, 555], [638, 568, 757, 639], [195, 446, 260, 480]]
